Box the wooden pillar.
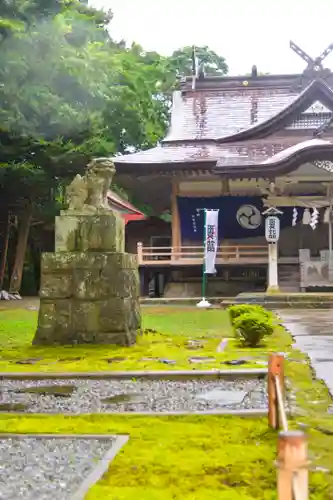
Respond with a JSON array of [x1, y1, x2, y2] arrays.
[[277, 431, 308, 500], [0, 211, 10, 289], [171, 179, 181, 259], [268, 353, 285, 430], [9, 204, 32, 294]]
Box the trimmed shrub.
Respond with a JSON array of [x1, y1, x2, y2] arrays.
[[228, 305, 256, 323], [233, 312, 274, 347], [228, 304, 272, 324]]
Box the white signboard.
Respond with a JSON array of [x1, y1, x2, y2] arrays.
[[204, 209, 219, 274], [265, 216, 280, 242]]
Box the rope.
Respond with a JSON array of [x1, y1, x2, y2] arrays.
[[274, 375, 305, 500], [274, 375, 288, 432]]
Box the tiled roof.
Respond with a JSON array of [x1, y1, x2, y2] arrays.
[[164, 88, 300, 142], [114, 138, 333, 175], [113, 73, 333, 174], [114, 144, 217, 165], [214, 138, 333, 177], [261, 139, 331, 164], [164, 79, 333, 143], [114, 141, 302, 167]]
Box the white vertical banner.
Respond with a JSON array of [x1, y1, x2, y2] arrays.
[[204, 209, 219, 274]]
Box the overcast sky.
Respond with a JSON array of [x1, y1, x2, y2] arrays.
[[90, 0, 333, 75]]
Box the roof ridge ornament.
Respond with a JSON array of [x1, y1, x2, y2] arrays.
[[290, 41, 333, 77]]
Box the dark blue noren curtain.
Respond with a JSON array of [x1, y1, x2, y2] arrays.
[[177, 196, 302, 242]]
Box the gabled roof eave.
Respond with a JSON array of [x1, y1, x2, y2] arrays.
[[213, 139, 333, 177], [217, 79, 333, 144]]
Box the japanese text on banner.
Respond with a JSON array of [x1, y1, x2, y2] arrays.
[[204, 210, 219, 274]]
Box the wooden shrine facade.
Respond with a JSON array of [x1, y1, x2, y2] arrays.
[[116, 42, 333, 296]]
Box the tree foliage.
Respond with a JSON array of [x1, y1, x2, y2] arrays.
[[0, 0, 229, 292], [170, 45, 228, 77], [0, 6, 229, 208], [0, 0, 171, 212]]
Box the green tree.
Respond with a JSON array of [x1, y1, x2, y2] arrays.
[[170, 45, 228, 77], [0, 0, 169, 293], [0, 2, 229, 294]]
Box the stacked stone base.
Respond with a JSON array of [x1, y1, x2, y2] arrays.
[[33, 252, 140, 346]]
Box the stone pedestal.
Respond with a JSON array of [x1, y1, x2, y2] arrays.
[[33, 211, 140, 345], [55, 213, 125, 253]]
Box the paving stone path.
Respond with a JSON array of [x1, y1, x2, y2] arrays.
[[277, 309, 333, 396]]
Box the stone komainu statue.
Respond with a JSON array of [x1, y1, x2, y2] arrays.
[[34, 155, 140, 347], [65, 158, 116, 212]]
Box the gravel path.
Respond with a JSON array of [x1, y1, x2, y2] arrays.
[[0, 437, 114, 500], [0, 378, 267, 413]]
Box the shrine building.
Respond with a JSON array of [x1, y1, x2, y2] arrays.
[[114, 42, 333, 298]]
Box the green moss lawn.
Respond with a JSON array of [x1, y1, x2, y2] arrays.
[[0, 306, 277, 372], [0, 303, 332, 498]]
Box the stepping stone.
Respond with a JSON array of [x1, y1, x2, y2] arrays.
[[217, 339, 228, 352], [159, 358, 176, 365], [189, 356, 215, 364], [18, 384, 76, 397], [58, 357, 82, 362], [105, 357, 126, 364], [196, 389, 247, 405], [186, 340, 204, 350], [15, 357, 44, 365], [223, 359, 248, 366], [101, 393, 146, 404], [247, 389, 265, 404], [0, 402, 30, 411]]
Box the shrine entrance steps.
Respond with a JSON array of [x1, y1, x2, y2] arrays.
[[221, 292, 333, 309]]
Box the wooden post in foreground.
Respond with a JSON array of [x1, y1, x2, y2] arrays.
[[268, 353, 285, 429], [277, 431, 308, 500]]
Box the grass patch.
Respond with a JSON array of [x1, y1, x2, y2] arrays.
[[0, 414, 329, 500], [0, 307, 274, 372], [0, 305, 332, 498]]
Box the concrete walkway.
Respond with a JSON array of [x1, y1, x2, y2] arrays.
[[277, 310, 333, 396]]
